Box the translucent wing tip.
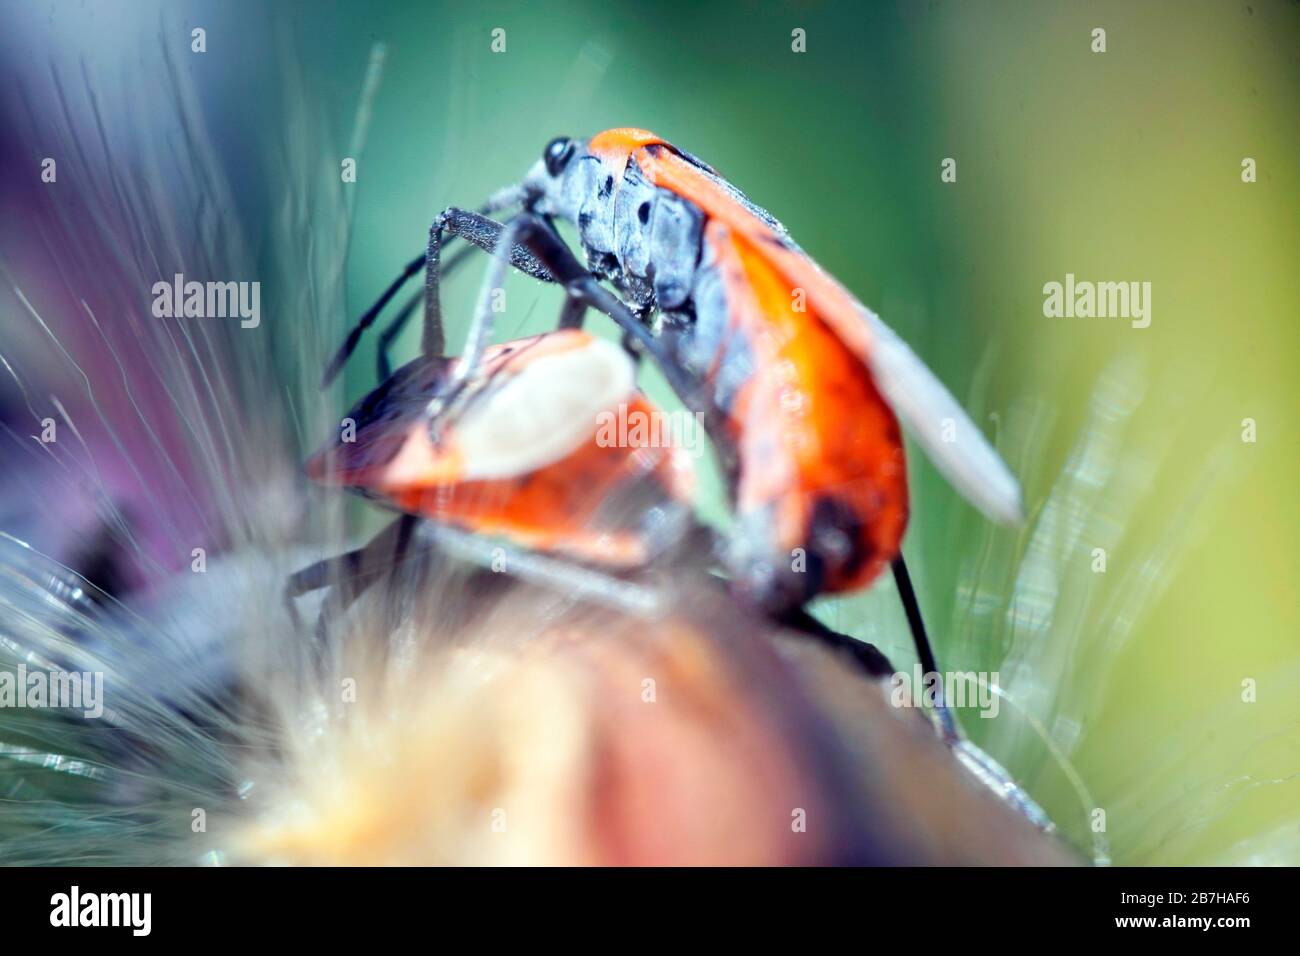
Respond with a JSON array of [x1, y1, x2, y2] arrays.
[[970, 458, 1026, 526]]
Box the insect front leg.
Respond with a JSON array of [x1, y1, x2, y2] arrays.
[[372, 242, 480, 382], [425, 213, 620, 429], [320, 204, 539, 388], [422, 207, 557, 359]]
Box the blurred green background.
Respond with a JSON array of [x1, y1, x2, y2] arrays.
[[301, 0, 1297, 863], [8, 0, 1296, 862], [284, 0, 1300, 862]]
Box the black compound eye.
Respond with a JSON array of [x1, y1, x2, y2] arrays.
[[543, 136, 575, 177]]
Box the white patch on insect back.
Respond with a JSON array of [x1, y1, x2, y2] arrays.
[[455, 337, 635, 480]]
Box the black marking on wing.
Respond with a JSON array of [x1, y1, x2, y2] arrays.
[[662, 142, 721, 178], [643, 142, 797, 250]]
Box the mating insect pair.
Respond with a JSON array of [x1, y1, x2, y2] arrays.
[[293, 129, 1024, 718]]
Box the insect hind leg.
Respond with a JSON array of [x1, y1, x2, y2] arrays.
[[891, 554, 959, 741], [284, 515, 420, 647], [776, 606, 895, 679]]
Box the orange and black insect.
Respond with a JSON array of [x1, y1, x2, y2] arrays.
[[308, 329, 693, 568], [292, 233, 702, 635], [321, 129, 1024, 699]]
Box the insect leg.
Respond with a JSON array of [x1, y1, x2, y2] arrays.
[[320, 202, 535, 388], [422, 207, 557, 361], [776, 606, 895, 679], [891, 554, 959, 741], [428, 213, 592, 335], [426, 214, 601, 424], [284, 515, 420, 640], [372, 244, 489, 381], [423, 215, 532, 422], [537, 213, 588, 332], [555, 293, 587, 330]]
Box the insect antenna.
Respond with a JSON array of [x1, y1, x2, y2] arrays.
[[321, 250, 426, 387]]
